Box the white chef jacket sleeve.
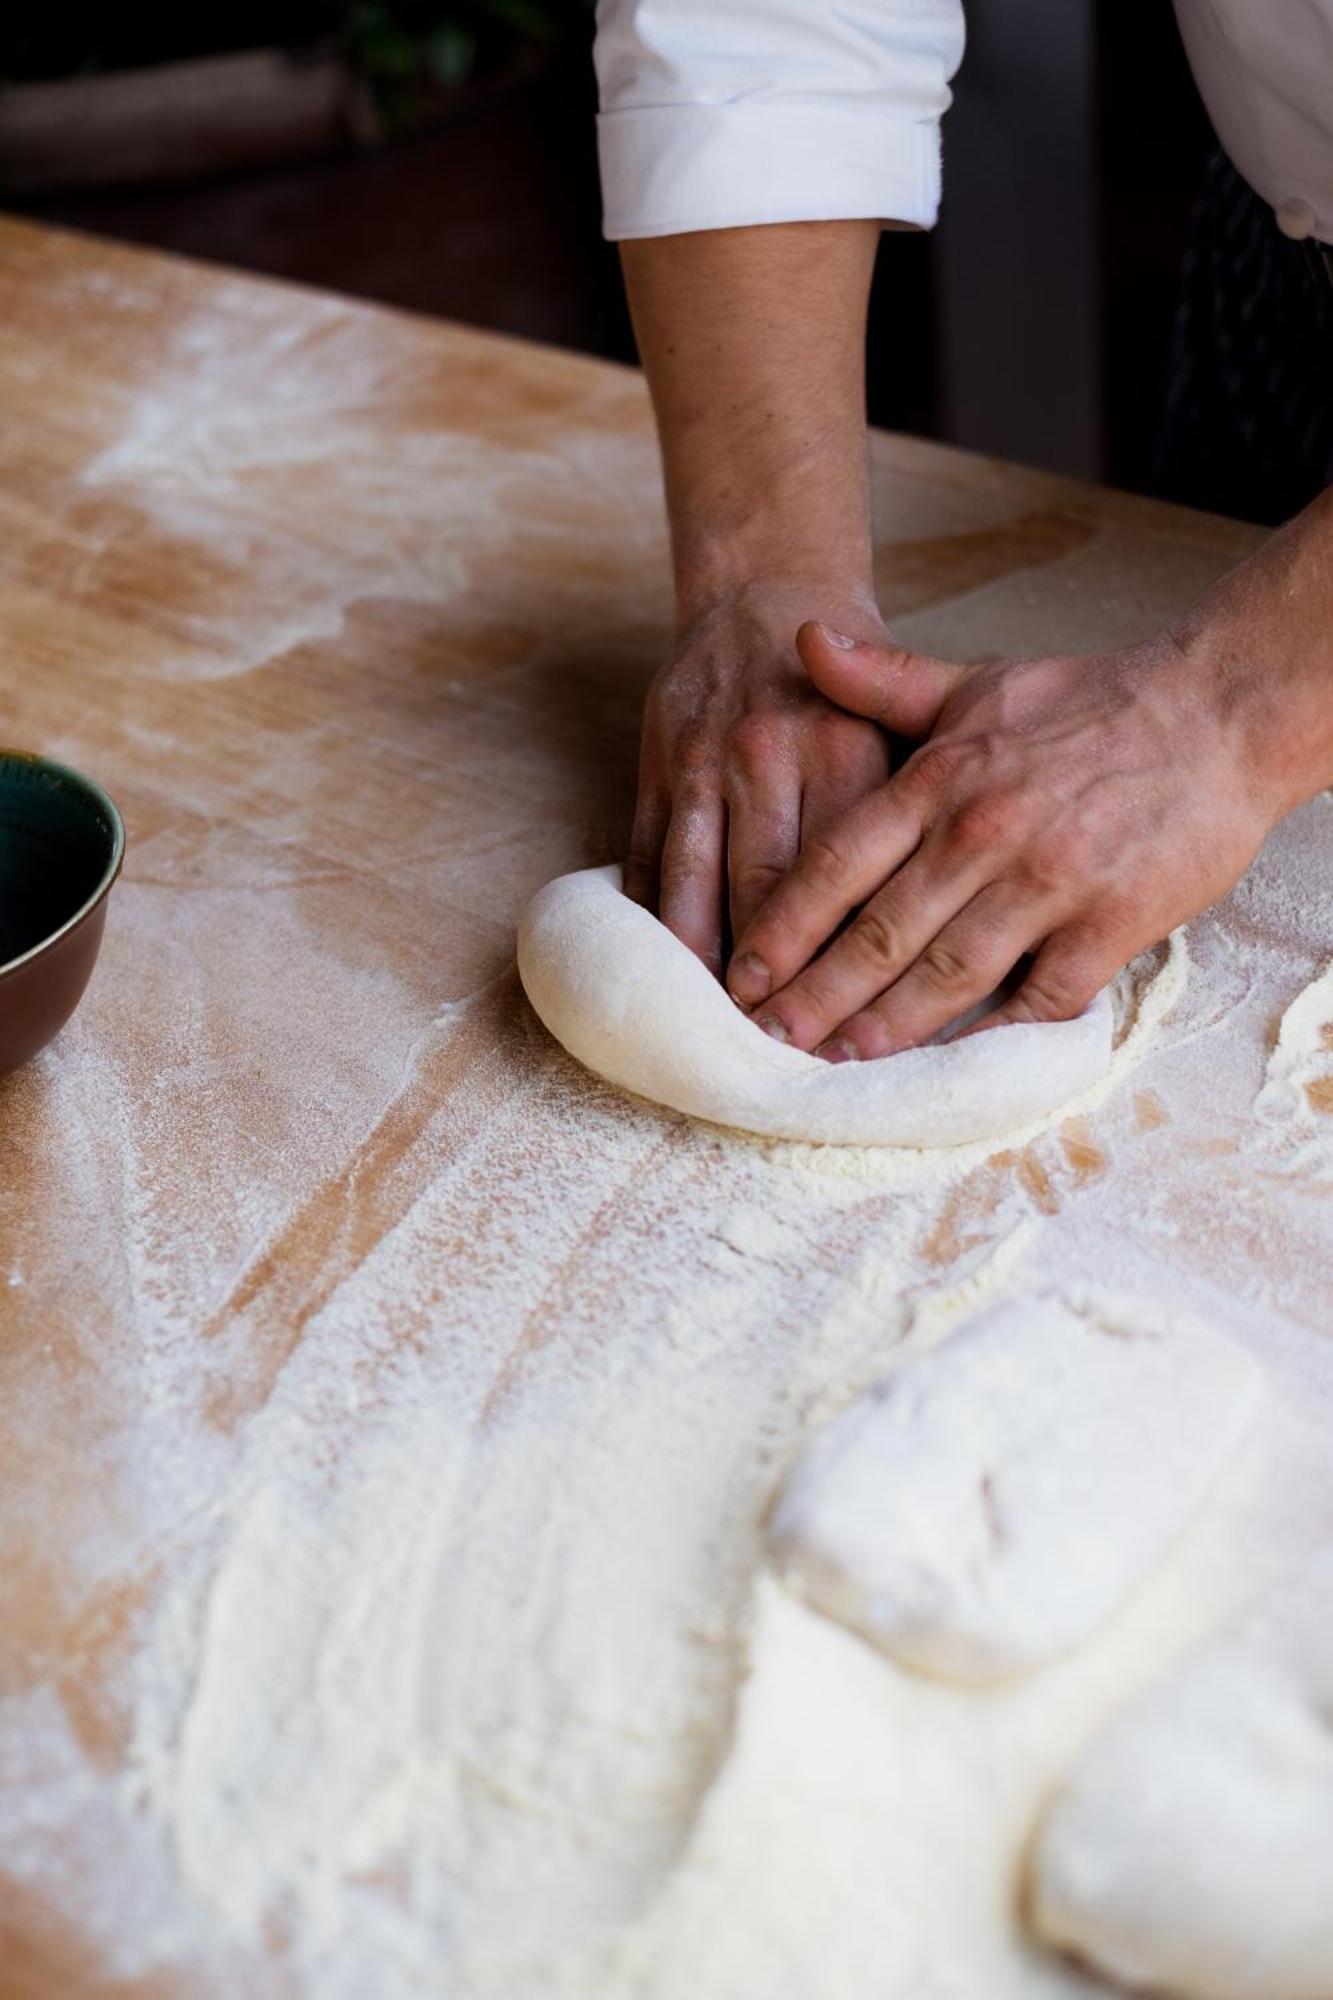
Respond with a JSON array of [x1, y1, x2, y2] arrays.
[[594, 0, 966, 240]]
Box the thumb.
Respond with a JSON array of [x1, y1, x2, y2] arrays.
[[797, 621, 970, 738]]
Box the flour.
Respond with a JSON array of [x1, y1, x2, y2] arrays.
[[77, 295, 670, 685], [9, 241, 1333, 1995], [90, 866, 1333, 2000], [43, 856, 1313, 1999], [123, 1062, 998, 1996], [1255, 957, 1333, 1167], [612, 1397, 1333, 2000], [7, 696, 1330, 1999], [71, 946, 1062, 1996]]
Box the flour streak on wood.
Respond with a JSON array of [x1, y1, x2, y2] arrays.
[[2, 219, 1333, 1997]]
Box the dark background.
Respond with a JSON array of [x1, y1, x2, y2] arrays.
[[1, 1, 1217, 505]]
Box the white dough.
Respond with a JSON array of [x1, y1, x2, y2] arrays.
[[1029, 1552, 1333, 2000], [767, 1294, 1265, 1681], [517, 865, 1114, 1147]]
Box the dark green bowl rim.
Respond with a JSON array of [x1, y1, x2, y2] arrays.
[[0, 749, 126, 983]]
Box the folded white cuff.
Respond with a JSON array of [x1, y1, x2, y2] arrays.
[[597, 100, 941, 240]]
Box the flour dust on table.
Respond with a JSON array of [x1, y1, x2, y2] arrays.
[[616, 1367, 1333, 2000], [14, 225, 1333, 2000], [518, 866, 1116, 1147]]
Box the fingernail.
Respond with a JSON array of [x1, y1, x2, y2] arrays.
[[755, 1014, 790, 1045], [816, 623, 858, 650], [728, 952, 772, 1004], [816, 1038, 858, 1065]]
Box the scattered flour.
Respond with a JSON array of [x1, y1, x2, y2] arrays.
[[612, 1393, 1333, 2000], [13, 834, 1326, 2000], [7, 252, 1333, 1995], [1255, 958, 1333, 1163], [77, 297, 669, 683], [88, 873, 1333, 2000]]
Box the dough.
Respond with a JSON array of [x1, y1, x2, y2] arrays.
[[517, 866, 1113, 1146], [766, 1294, 1264, 1680], [1029, 1553, 1333, 2000]]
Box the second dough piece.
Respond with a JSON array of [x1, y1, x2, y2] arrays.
[[767, 1293, 1264, 1681]]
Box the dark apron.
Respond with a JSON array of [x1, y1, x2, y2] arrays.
[[1158, 149, 1333, 527]]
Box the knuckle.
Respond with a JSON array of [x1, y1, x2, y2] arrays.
[[728, 713, 783, 774], [948, 791, 1025, 855], [849, 903, 905, 968], [917, 936, 974, 993]]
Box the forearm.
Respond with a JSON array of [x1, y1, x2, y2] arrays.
[[1171, 485, 1333, 819], [620, 221, 881, 624]]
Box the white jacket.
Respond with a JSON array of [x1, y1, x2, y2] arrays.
[[595, 0, 1333, 245]]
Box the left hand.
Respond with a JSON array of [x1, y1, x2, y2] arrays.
[[725, 619, 1277, 1057]]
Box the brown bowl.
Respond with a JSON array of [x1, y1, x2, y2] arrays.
[[0, 750, 125, 1074]]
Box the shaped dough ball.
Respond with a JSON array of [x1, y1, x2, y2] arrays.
[[518, 866, 1114, 1147], [1029, 1553, 1333, 2000], [767, 1294, 1264, 1681]]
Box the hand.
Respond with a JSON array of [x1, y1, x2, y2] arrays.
[[726, 619, 1277, 1055], [628, 581, 894, 972]]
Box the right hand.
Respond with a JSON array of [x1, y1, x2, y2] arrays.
[[627, 579, 895, 974]]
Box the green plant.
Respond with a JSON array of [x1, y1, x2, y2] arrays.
[[344, 0, 585, 128], [1, 1, 588, 92]]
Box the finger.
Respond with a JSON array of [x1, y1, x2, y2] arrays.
[[726, 780, 928, 1010], [818, 884, 1056, 1060], [797, 621, 971, 739], [625, 773, 670, 909], [799, 719, 893, 850], [962, 921, 1123, 1033], [727, 785, 802, 950], [658, 790, 728, 974], [746, 838, 995, 1052]]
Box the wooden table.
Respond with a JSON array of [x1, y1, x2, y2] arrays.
[[3, 218, 1332, 1999]]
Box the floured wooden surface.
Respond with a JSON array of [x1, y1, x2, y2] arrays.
[[3, 219, 1333, 1998]]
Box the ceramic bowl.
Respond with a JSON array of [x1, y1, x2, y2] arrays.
[[0, 750, 125, 1074]]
